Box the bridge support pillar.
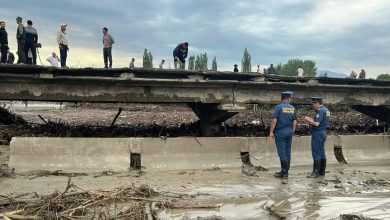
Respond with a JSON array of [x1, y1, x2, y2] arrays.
[[189, 103, 242, 136], [352, 105, 390, 124]]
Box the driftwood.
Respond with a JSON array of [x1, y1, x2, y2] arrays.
[[0, 177, 164, 219], [265, 205, 287, 220], [340, 213, 380, 220]]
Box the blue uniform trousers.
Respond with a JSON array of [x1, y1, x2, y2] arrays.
[[275, 128, 293, 162], [311, 130, 327, 161]]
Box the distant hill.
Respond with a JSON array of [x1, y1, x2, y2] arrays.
[[317, 70, 348, 78]]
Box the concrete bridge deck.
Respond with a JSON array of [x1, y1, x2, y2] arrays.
[[1, 65, 389, 135], [0, 65, 389, 105]]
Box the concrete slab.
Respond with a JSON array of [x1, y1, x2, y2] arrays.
[[9, 135, 390, 173], [9, 138, 130, 173]]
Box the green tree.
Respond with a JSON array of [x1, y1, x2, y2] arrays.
[[148, 51, 153, 68], [212, 56, 217, 71], [376, 73, 390, 81], [143, 49, 153, 68], [275, 63, 283, 74], [195, 52, 208, 71], [241, 48, 252, 72], [188, 55, 195, 70], [276, 59, 317, 77]]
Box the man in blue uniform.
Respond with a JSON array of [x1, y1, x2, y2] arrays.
[[304, 97, 330, 178], [269, 91, 298, 179]]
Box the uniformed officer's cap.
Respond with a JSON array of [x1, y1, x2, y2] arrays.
[[281, 91, 294, 99], [310, 97, 323, 103]]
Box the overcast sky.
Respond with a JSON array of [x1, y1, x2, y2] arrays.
[[1, 0, 389, 78]]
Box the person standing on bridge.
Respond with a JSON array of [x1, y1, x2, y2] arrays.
[[24, 20, 38, 65], [268, 64, 276, 75], [102, 27, 114, 68], [297, 66, 304, 77], [303, 97, 330, 178], [234, 64, 239, 72], [16, 16, 27, 64], [57, 23, 69, 68], [358, 69, 366, 79], [0, 21, 9, 64], [173, 42, 188, 69], [269, 91, 298, 179]]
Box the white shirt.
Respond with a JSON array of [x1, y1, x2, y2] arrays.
[[297, 68, 304, 77], [129, 61, 135, 68], [57, 30, 68, 45], [47, 56, 59, 67]]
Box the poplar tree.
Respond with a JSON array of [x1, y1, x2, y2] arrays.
[[195, 53, 208, 71], [241, 48, 252, 72], [212, 56, 217, 71], [188, 55, 195, 70], [143, 49, 153, 68]]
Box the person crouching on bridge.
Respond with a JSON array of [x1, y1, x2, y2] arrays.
[[269, 91, 298, 179], [173, 42, 188, 69], [303, 97, 330, 178]]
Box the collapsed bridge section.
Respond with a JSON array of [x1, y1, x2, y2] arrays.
[[0, 65, 389, 135]]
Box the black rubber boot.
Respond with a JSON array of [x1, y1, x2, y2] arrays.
[[319, 158, 327, 176], [274, 160, 283, 177], [307, 160, 321, 178], [287, 160, 290, 172], [274, 160, 288, 179], [274, 160, 290, 176]]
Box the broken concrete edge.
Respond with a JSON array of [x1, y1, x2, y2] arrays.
[[8, 135, 390, 174]]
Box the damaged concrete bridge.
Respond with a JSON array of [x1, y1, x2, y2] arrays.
[[0, 65, 389, 135]]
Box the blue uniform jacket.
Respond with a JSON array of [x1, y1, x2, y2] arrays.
[[311, 106, 330, 131], [272, 102, 298, 130]]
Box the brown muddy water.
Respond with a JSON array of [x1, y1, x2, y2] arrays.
[[1, 150, 389, 220]]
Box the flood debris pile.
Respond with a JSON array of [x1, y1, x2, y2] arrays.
[[0, 105, 387, 139], [0, 178, 166, 219], [0, 107, 31, 144], [0, 164, 14, 178], [225, 109, 387, 136], [0, 106, 27, 125]]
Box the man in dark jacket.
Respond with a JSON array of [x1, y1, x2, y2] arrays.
[[16, 16, 26, 64], [268, 64, 276, 75], [25, 20, 38, 64], [0, 21, 9, 64], [173, 42, 188, 69]]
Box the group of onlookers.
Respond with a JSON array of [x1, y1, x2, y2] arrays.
[[1, 17, 186, 69], [349, 69, 366, 79], [0, 17, 39, 65]]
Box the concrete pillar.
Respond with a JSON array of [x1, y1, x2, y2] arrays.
[[188, 103, 239, 136]]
